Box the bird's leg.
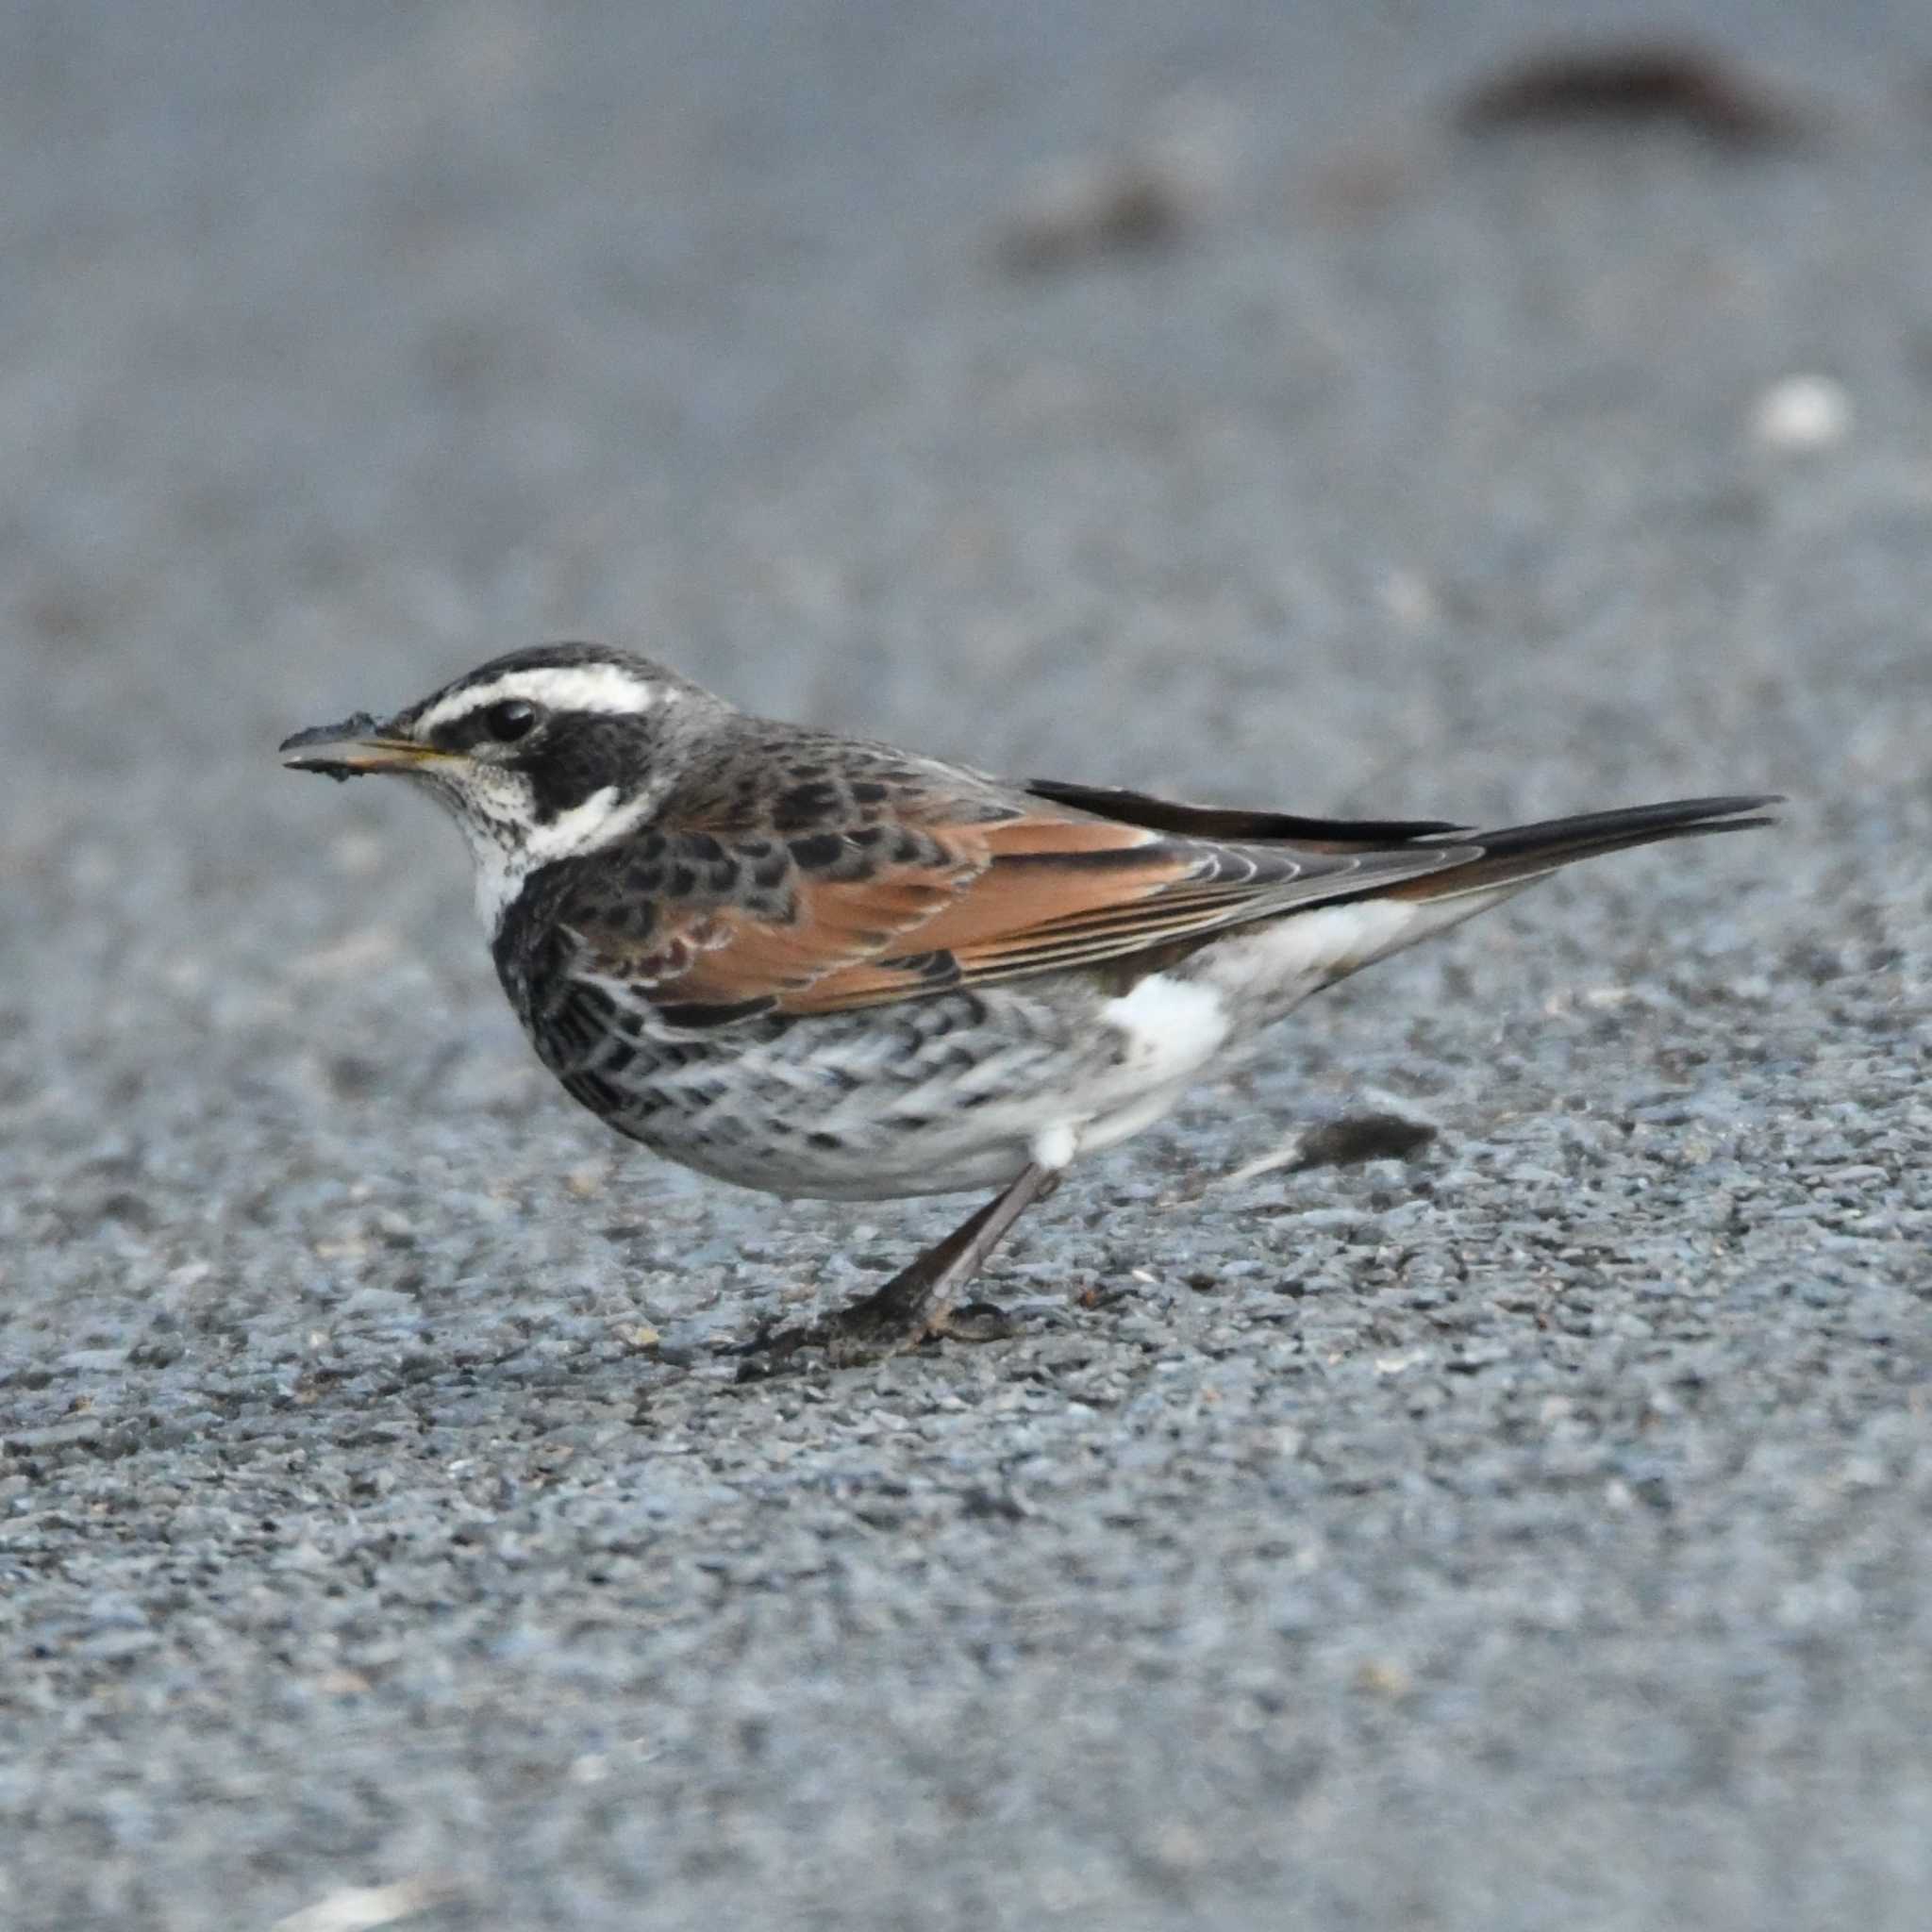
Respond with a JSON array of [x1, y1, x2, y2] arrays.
[[733, 1164, 1061, 1374]]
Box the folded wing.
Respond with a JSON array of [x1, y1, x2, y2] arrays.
[[557, 789, 1476, 1025]]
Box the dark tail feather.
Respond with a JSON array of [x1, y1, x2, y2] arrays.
[[1393, 794, 1782, 898], [1024, 777, 1468, 848]]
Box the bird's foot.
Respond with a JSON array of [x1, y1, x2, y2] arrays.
[[728, 1286, 1017, 1380], [933, 1299, 1021, 1343], [724, 1164, 1057, 1380]]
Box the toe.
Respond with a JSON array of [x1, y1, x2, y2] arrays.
[[930, 1300, 1019, 1343]]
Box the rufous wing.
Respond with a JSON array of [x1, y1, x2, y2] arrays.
[[562, 796, 1474, 1024]]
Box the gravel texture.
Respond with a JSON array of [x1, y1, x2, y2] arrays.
[[5, 3, 1930, 1928]]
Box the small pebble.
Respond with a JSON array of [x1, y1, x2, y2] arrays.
[[1751, 375, 1851, 452]]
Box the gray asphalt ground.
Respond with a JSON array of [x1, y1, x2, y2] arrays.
[[4, 3, 1930, 1927]]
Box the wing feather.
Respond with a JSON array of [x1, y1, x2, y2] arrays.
[[535, 749, 1772, 1029], [557, 789, 1476, 1024]]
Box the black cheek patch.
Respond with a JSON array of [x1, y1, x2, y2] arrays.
[[522, 713, 646, 823], [526, 748, 603, 822]]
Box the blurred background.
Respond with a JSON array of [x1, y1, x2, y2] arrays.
[[4, 3, 1931, 1929], [15, 0, 1927, 793]]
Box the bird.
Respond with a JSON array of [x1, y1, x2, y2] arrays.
[[281, 641, 1776, 1367]]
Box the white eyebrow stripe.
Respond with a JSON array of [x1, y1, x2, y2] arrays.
[[415, 664, 669, 733]]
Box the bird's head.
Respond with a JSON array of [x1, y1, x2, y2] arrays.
[[281, 642, 727, 928]]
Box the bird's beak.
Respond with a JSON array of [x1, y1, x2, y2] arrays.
[[279, 713, 449, 783]]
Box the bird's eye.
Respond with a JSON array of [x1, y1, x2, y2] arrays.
[[480, 699, 539, 744]]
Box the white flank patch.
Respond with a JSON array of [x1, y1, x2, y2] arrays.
[[1221, 899, 1424, 991], [1030, 1121, 1078, 1171], [415, 662, 670, 735], [1206, 888, 1520, 1004], [1101, 972, 1230, 1083]]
